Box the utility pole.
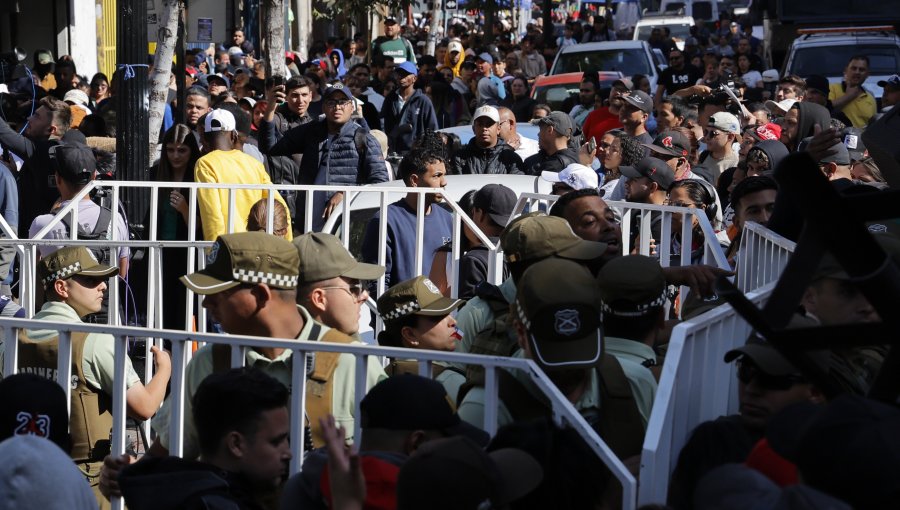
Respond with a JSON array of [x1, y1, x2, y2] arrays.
[[117, 0, 150, 235]]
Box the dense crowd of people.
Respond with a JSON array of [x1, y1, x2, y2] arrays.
[[0, 5, 897, 510]]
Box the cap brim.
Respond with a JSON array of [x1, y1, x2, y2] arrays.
[[180, 272, 241, 295], [491, 448, 544, 505], [619, 165, 643, 179], [488, 212, 512, 227], [416, 297, 464, 316], [341, 261, 386, 281], [723, 343, 797, 376], [556, 239, 608, 261], [540, 171, 562, 183], [528, 329, 602, 371], [529, 118, 549, 126], [643, 143, 679, 157], [78, 265, 119, 278]]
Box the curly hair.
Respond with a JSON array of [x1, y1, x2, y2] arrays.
[[615, 133, 645, 167]]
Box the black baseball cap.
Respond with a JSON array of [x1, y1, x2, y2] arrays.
[[49, 143, 96, 184], [360, 374, 490, 446], [619, 157, 675, 191], [643, 130, 690, 158], [804, 75, 830, 95], [622, 90, 653, 114], [0, 374, 71, 453], [473, 183, 516, 227]]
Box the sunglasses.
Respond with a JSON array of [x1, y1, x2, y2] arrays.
[[737, 361, 806, 391]]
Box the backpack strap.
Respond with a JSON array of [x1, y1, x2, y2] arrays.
[[595, 354, 647, 458], [354, 126, 369, 184], [91, 205, 113, 237]]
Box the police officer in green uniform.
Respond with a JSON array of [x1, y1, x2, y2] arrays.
[[376, 275, 466, 403], [149, 232, 386, 460], [0, 246, 172, 509]]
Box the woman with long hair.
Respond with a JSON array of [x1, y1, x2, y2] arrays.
[[597, 130, 643, 197], [144, 124, 201, 330], [89, 72, 111, 109], [502, 76, 537, 123], [426, 79, 454, 129], [665, 179, 727, 265]]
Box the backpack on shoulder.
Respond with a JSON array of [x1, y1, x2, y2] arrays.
[[465, 281, 519, 380], [60, 205, 114, 266]]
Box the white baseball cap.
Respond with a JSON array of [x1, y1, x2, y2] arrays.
[[473, 105, 500, 124], [708, 111, 741, 134], [765, 98, 797, 117], [541, 163, 599, 191], [204, 109, 237, 133]]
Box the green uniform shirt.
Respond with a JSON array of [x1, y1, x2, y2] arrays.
[[604, 336, 658, 427], [0, 301, 141, 392], [457, 350, 602, 428], [152, 305, 387, 459]]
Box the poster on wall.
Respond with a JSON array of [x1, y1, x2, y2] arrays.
[[197, 18, 213, 42]]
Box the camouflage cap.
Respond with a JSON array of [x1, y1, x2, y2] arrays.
[[500, 213, 608, 264], [38, 246, 117, 287], [293, 232, 385, 284], [181, 232, 300, 295], [596, 255, 667, 317], [515, 258, 602, 371], [377, 276, 463, 322]]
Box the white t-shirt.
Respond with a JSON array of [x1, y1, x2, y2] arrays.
[[29, 198, 130, 261]]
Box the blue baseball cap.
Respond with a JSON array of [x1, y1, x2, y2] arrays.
[[395, 61, 418, 76], [477, 52, 494, 64]]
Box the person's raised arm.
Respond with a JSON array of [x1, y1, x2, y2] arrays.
[[0, 116, 36, 158]]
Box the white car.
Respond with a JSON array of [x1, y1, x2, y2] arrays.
[[783, 28, 900, 101], [633, 14, 695, 51], [549, 41, 662, 93], [321, 174, 553, 258]]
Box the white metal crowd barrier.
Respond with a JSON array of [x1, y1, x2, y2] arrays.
[[735, 221, 797, 293], [637, 282, 774, 506], [513, 193, 731, 270], [0, 318, 639, 510], [7, 180, 504, 328]]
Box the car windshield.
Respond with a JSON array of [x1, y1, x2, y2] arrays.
[[553, 48, 651, 76], [534, 77, 622, 111], [790, 44, 900, 77], [636, 24, 692, 42]]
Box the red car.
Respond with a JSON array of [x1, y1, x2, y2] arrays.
[[530, 71, 625, 111]]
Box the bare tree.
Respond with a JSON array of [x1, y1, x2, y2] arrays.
[[147, 0, 182, 162]]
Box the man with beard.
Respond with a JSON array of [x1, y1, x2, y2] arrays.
[[583, 78, 629, 145]]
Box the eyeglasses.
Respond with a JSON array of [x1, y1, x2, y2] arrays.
[[320, 282, 368, 300], [737, 361, 806, 391], [324, 99, 353, 109], [703, 130, 723, 139], [598, 141, 618, 152]]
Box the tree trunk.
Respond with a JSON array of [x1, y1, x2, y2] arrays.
[[264, 0, 288, 78], [426, 0, 441, 56], [147, 0, 182, 161]]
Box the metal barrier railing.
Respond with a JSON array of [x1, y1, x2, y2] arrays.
[[0, 317, 638, 510], [735, 221, 797, 293], [513, 193, 731, 270], [637, 282, 774, 506]]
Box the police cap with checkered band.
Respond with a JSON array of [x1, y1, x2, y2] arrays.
[[596, 255, 667, 317], [38, 246, 118, 288], [180, 232, 300, 295], [377, 275, 463, 322], [515, 257, 602, 372]]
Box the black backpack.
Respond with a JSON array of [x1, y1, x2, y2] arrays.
[[61, 205, 114, 266]]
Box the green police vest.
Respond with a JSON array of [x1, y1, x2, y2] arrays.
[[16, 331, 113, 462]]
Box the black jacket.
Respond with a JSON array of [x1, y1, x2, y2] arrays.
[[0, 119, 60, 237], [448, 138, 524, 175], [258, 103, 314, 186], [119, 456, 268, 510], [523, 147, 580, 176], [382, 89, 439, 154]]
